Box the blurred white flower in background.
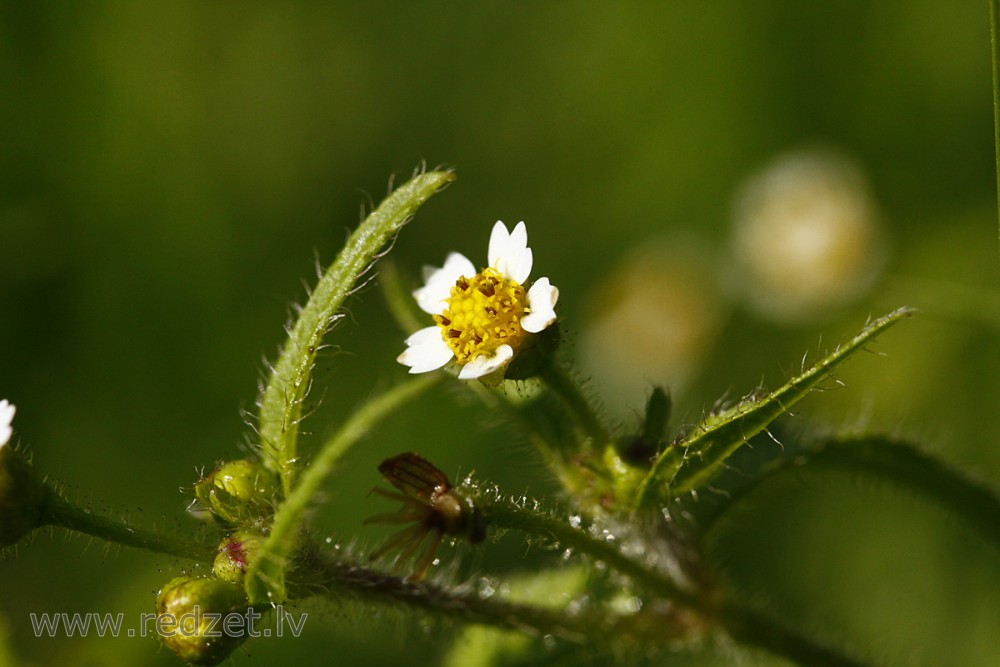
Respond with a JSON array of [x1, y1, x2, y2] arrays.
[[0, 400, 15, 449], [579, 239, 726, 419], [730, 148, 887, 322]]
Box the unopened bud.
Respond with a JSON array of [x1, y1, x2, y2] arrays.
[[614, 386, 671, 466], [194, 459, 279, 525], [213, 530, 266, 584], [155, 575, 251, 666]]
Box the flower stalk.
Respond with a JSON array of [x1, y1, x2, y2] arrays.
[[40, 490, 216, 562], [537, 362, 610, 446]]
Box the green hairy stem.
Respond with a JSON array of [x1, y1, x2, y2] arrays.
[[41, 490, 215, 562], [246, 375, 439, 605]]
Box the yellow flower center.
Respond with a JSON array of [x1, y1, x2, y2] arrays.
[[434, 268, 528, 363]]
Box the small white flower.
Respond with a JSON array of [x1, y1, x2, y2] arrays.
[[398, 221, 559, 380], [0, 399, 16, 449]]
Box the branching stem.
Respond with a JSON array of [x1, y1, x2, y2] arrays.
[[482, 493, 700, 608], [296, 544, 869, 666]]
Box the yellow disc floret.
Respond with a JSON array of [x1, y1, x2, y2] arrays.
[[434, 268, 528, 363]]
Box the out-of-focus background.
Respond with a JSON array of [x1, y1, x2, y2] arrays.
[[2, 3, 999, 666]]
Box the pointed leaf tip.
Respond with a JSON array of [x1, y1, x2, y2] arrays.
[[631, 308, 912, 511]]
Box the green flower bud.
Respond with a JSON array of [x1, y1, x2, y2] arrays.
[[212, 530, 266, 584], [155, 575, 251, 666], [194, 459, 279, 525], [0, 445, 46, 547]]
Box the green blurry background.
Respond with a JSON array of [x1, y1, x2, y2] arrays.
[[2, 2, 998, 666]]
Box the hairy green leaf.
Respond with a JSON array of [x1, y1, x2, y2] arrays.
[[631, 308, 913, 511], [257, 169, 455, 496], [703, 435, 1000, 547]]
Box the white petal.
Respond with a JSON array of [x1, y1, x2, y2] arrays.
[[397, 327, 454, 373], [0, 399, 15, 448], [487, 220, 510, 268], [404, 326, 446, 347], [489, 221, 533, 284], [414, 252, 475, 314], [457, 345, 514, 380], [521, 277, 559, 333], [441, 252, 476, 279], [508, 221, 528, 251]]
